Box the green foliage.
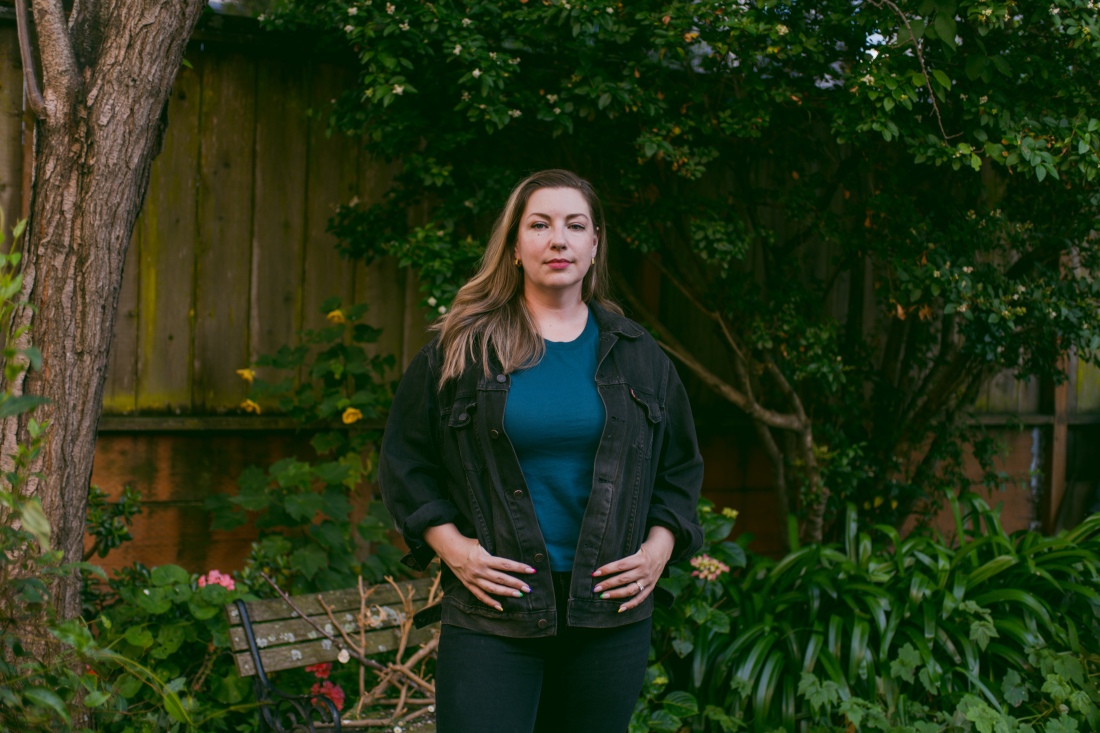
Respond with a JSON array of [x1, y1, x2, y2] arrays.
[[640, 496, 1100, 731], [206, 298, 406, 594], [266, 0, 1100, 533], [87, 564, 258, 732]]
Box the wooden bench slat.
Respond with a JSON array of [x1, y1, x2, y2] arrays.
[[231, 625, 437, 677], [227, 602, 406, 652], [225, 577, 436, 625]]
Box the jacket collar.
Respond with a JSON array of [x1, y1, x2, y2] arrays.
[[590, 301, 645, 339]]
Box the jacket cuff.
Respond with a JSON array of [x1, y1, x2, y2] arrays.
[[646, 506, 704, 566], [400, 499, 460, 571]]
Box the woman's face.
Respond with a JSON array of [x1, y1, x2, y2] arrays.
[[513, 187, 598, 302]]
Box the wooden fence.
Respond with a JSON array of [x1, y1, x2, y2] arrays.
[[0, 16, 1094, 570]]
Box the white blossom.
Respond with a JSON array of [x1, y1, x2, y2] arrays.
[[399, 20, 409, 30], [427, 296, 438, 307], [472, 68, 482, 78], [461, 17, 472, 26], [438, 305, 448, 314], [776, 24, 789, 35], [453, 44, 463, 55], [348, 6, 358, 14], [344, 24, 355, 33], [386, 2, 395, 14], [393, 84, 405, 95], [509, 109, 522, 117]]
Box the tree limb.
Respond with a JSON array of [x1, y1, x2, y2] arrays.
[[618, 286, 805, 431], [29, 0, 80, 108], [14, 0, 45, 117]]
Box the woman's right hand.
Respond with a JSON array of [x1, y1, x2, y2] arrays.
[[423, 523, 536, 612]]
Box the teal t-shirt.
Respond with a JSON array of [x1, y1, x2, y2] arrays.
[[504, 310, 604, 571]]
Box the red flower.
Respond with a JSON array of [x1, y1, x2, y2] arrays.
[[310, 680, 345, 711], [305, 662, 332, 679]]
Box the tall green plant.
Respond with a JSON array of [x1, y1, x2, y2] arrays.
[[642, 496, 1100, 731]]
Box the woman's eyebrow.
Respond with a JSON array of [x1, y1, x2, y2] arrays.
[[526, 212, 591, 220]]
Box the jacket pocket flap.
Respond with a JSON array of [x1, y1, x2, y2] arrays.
[[447, 398, 477, 428], [629, 387, 663, 423], [412, 601, 443, 628]]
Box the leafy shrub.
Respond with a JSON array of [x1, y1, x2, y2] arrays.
[[206, 298, 405, 595], [88, 564, 256, 732], [639, 496, 1100, 732]]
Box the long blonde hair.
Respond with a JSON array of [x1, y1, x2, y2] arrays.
[[434, 169, 622, 387]]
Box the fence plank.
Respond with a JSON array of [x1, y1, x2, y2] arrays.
[[250, 59, 309, 391], [354, 155, 404, 378], [301, 64, 358, 332], [0, 27, 22, 229], [194, 49, 257, 411], [134, 61, 202, 412]]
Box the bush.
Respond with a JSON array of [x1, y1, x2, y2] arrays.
[[638, 497, 1100, 732]]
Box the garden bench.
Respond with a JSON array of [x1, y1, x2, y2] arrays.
[[226, 575, 440, 732]]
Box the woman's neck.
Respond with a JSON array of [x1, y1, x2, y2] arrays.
[[525, 291, 589, 342]]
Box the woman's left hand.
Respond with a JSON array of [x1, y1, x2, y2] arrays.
[[591, 526, 676, 613]]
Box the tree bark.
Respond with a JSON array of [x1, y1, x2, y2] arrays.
[[1, 0, 205, 622]]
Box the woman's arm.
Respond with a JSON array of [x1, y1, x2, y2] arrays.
[[379, 347, 460, 570]]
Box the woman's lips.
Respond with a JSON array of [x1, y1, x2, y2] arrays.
[[547, 259, 572, 269]]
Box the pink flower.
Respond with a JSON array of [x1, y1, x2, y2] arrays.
[[310, 680, 345, 711], [689, 554, 730, 582], [305, 662, 332, 679], [198, 569, 236, 591]]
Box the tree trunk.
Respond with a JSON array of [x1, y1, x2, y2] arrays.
[[0, 0, 205, 622]]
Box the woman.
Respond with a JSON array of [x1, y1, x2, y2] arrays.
[[379, 169, 703, 733]]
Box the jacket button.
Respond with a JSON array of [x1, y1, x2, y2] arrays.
[[496, 374, 507, 383], [537, 619, 548, 629], [458, 412, 468, 422], [513, 489, 523, 499], [534, 553, 544, 563], [490, 429, 500, 439]]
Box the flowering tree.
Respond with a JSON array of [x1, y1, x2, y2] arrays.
[[267, 0, 1100, 542]]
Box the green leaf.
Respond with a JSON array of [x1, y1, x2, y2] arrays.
[[931, 69, 952, 91], [19, 497, 51, 550], [934, 13, 957, 46], [1003, 669, 1028, 707], [290, 544, 328, 580], [163, 690, 192, 724], [0, 394, 49, 419], [1047, 715, 1080, 733], [124, 626, 155, 648], [151, 564, 190, 587], [84, 690, 110, 707], [284, 491, 326, 521], [22, 687, 70, 723], [662, 690, 698, 718]]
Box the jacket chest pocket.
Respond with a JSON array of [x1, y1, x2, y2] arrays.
[[444, 397, 484, 473], [629, 386, 663, 457]]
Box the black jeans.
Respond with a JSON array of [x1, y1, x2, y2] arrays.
[[435, 573, 652, 733]]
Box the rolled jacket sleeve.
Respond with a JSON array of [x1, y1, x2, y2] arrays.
[[379, 347, 458, 571], [645, 359, 704, 564]]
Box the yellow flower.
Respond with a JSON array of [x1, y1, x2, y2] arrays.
[[342, 407, 363, 424], [236, 368, 256, 384], [721, 507, 740, 520], [241, 399, 261, 415], [873, 496, 885, 508], [326, 309, 347, 324]]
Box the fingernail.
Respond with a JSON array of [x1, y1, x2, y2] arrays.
[[592, 570, 601, 577], [513, 590, 523, 597], [527, 567, 537, 574], [600, 592, 610, 600], [618, 606, 626, 613], [495, 605, 503, 612], [522, 585, 531, 593], [593, 585, 603, 593]]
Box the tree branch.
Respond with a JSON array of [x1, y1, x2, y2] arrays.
[[618, 286, 805, 432], [14, 0, 45, 117], [29, 0, 80, 108]]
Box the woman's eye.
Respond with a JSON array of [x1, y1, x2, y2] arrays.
[[569, 224, 586, 231], [531, 222, 548, 229]]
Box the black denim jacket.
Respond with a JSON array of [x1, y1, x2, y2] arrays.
[[379, 303, 704, 638]]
